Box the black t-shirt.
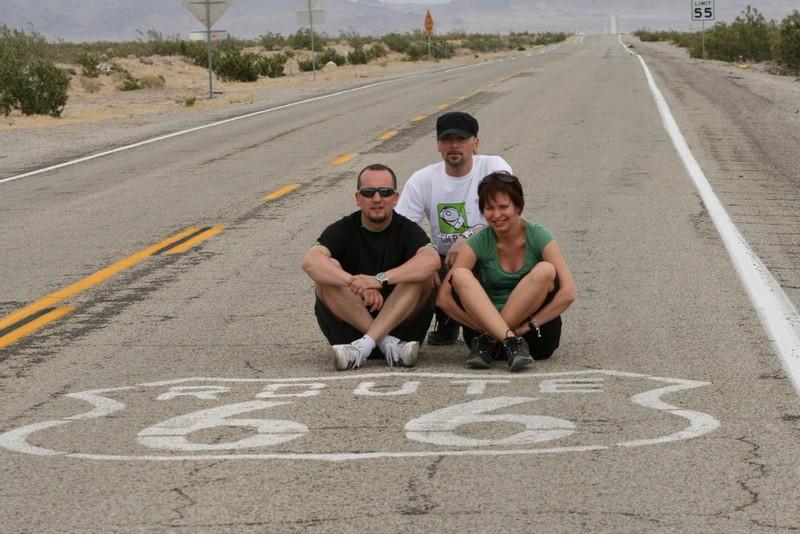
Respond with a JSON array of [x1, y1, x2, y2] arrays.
[[317, 210, 431, 281]]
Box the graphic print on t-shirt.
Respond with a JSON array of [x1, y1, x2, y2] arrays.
[[438, 203, 468, 234]]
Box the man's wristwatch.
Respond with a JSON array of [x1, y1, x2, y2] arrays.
[[375, 272, 389, 287], [461, 229, 474, 239]]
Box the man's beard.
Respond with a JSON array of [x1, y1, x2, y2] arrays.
[[445, 152, 465, 168], [367, 210, 387, 223]]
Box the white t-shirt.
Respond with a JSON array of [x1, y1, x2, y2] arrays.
[[396, 155, 512, 256]]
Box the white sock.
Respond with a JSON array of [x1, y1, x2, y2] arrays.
[[378, 335, 400, 354], [352, 335, 376, 359]]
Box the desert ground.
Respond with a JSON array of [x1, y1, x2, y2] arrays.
[[1, 45, 517, 132], [2, 36, 797, 177]]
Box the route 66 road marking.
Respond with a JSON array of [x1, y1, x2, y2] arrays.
[[0, 370, 719, 461]]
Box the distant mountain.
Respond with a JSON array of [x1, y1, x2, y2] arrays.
[[1, 0, 798, 42]]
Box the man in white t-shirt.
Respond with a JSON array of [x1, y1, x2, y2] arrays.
[[396, 111, 512, 345]]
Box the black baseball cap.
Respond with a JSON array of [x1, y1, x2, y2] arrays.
[[436, 112, 479, 139]]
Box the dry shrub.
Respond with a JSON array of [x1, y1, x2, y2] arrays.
[[79, 76, 103, 93], [139, 74, 166, 89]]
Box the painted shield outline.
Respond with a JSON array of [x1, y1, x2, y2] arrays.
[[0, 370, 719, 461]]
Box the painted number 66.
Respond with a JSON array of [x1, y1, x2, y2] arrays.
[[137, 397, 575, 451]]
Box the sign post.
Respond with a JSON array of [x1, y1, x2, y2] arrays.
[[297, 0, 326, 81], [424, 10, 434, 60], [691, 0, 714, 59], [182, 0, 233, 98]]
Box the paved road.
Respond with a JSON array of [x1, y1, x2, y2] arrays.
[[1, 35, 799, 532]]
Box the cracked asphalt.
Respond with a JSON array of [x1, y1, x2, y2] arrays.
[[1, 34, 799, 532]]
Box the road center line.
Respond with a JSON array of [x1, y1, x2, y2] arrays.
[[619, 34, 800, 392], [377, 130, 398, 141], [164, 226, 225, 255], [264, 184, 300, 201], [0, 306, 74, 349], [330, 153, 357, 166]]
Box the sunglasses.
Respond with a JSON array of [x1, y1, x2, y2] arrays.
[[358, 187, 396, 198], [478, 171, 516, 187]]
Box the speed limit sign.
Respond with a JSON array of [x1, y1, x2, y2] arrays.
[[692, 0, 715, 21]]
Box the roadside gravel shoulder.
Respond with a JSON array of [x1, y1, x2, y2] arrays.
[[625, 37, 800, 309], [0, 52, 513, 179]]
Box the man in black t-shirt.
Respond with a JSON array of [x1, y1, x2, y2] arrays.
[[303, 163, 441, 370]]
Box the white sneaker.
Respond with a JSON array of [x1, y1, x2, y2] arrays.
[[329, 344, 364, 370], [383, 340, 419, 368]]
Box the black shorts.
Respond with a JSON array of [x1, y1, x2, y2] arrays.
[[314, 294, 434, 356], [454, 283, 562, 361]]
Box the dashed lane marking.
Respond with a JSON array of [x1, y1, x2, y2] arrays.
[[330, 153, 357, 166], [377, 130, 398, 141], [264, 184, 300, 201]]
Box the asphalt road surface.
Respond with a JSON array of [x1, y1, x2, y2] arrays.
[[1, 34, 799, 532]]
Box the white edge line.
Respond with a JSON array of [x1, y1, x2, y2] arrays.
[[618, 34, 800, 393], [0, 59, 505, 186]]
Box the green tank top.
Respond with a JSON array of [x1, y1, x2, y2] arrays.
[[466, 220, 554, 310]]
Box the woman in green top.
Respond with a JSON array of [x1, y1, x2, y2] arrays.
[[437, 172, 576, 371]]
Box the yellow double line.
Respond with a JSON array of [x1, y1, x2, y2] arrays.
[[0, 226, 224, 349]]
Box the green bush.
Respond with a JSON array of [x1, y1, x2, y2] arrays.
[[0, 53, 22, 115], [259, 32, 287, 50], [339, 31, 367, 49], [382, 33, 414, 53], [17, 59, 71, 116], [369, 43, 387, 59], [0, 23, 49, 63], [297, 57, 317, 72], [534, 32, 568, 46], [318, 47, 346, 66], [779, 10, 800, 69], [76, 52, 100, 77], [134, 30, 185, 57], [117, 72, 142, 91], [179, 40, 210, 67], [697, 6, 777, 61], [0, 25, 70, 116], [215, 49, 260, 82], [634, 30, 666, 42], [347, 47, 369, 65], [256, 54, 287, 78], [463, 33, 507, 52], [288, 29, 326, 50], [404, 38, 453, 61], [404, 42, 427, 61], [731, 6, 775, 61]]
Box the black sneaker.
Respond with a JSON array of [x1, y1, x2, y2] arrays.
[[427, 317, 459, 345], [504, 336, 533, 372], [466, 334, 496, 369]]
